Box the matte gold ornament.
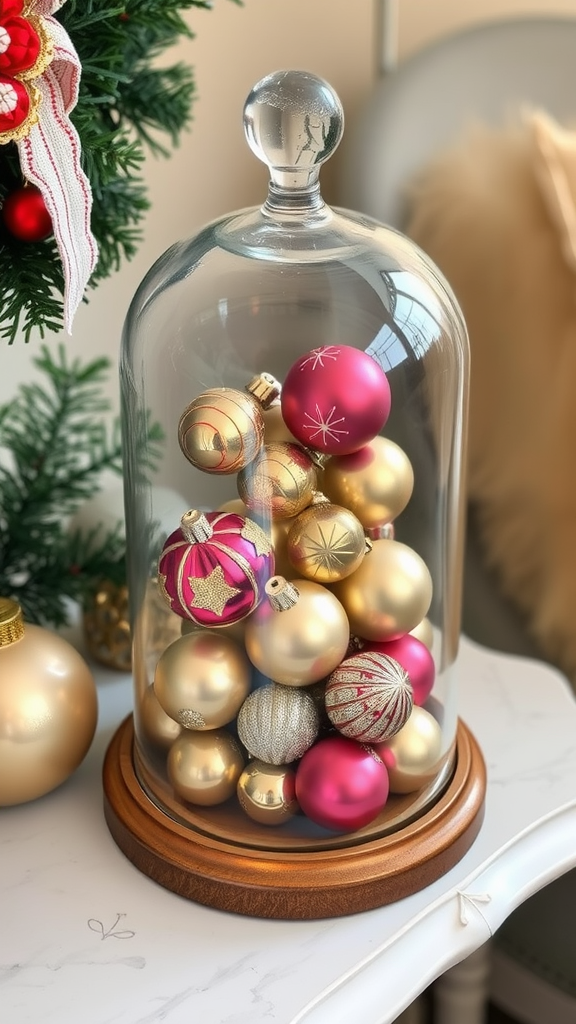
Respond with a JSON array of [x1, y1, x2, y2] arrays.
[[154, 630, 250, 730], [262, 402, 298, 445], [374, 706, 443, 794], [237, 760, 299, 825], [286, 493, 368, 583], [137, 684, 182, 751], [236, 683, 320, 764], [167, 728, 245, 805], [323, 435, 414, 529], [325, 651, 413, 743], [244, 576, 350, 687], [0, 599, 98, 806], [331, 538, 433, 641], [410, 617, 434, 651], [177, 373, 280, 475], [237, 442, 317, 519]]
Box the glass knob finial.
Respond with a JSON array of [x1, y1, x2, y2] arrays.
[[243, 69, 344, 191]]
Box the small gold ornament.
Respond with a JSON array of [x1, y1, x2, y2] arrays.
[[154, 631, 250, 730], [410, 617, 434, 650], [375, 706, 443, 794], [217, 497, 248, 515], [331, 538, 433, 641], [262, 401, 298, 445], [244, 575, 350, 687], [177, 371, 280, 475], [167, 728, 245, 805], [137, 684, 182, 751], [83, 580, 131, 671], [323, 435, 414, 529], [286, 493, 368, 583], [237, 760, 299, 825], [0, 598, 97, 806], [237, 442, 317, 519], [236, 683, 319, 764]]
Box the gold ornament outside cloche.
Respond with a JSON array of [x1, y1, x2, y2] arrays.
[[110, 68, 481, 918], [0, 598, 98, 806]]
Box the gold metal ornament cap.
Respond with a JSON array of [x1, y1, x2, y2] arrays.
[[0, 598, 25, 647], [180, 509, 213, 543]]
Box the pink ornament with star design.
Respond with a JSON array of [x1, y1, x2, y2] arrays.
[[280, 344, 391, 456], [157, 509, 274, 626]]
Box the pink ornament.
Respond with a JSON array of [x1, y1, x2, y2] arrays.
[[325, 650, 413, 743], [295, 735, 390, 832], [158, 510, 273, 626], [280, 345, 391, 456], [365, 635, 435, 706]]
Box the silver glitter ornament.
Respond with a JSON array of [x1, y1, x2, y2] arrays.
[[237, 684, 320, 765]]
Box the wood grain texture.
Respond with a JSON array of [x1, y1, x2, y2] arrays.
[[103, 716, 486, 920]]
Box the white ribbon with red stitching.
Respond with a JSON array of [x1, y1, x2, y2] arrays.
[[17, 0, 98, 333]]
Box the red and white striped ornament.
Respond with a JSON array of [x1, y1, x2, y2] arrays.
[[325, 650, 413, 744]]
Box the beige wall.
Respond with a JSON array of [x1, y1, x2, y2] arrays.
[[3, 0, 576, 411]]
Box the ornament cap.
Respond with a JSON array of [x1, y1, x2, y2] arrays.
[[366, 522, 395, 541], [0, 597, 25, 646], [265, 575, 300, 611], [246, 372, 282, 410], [180, 510, 213, 544]]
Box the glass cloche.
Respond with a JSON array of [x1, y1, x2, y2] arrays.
[[105, 70, 483, 918]]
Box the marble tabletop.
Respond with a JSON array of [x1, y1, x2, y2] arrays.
[[2, 634, 576, 1024]]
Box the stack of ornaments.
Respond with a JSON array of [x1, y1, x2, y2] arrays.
[[154, 344, 442, 834]]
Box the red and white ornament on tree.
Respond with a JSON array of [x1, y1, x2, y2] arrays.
[[0, 0, 97, 330], [280, 343, 391, 456]]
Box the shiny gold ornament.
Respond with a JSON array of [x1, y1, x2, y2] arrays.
[[271, 516, 299, 579], [178, 388, 262, 475], [237, 442, 317, 519], [154, 631, 250, 730], [236, 683, 319, 764], [167, 728, 245, 805], [237, 760, 299, 825], [375, 706, 443, 794], [323, 435, 414, 529], [331, 539, 433, 641], [410, 617, 434, 651], [137, 684, 181, 750], [83, 579, 131, 672], [286, 494, 368, 583], [0, 599, 98, 806], [244, 575, 349, 687], [262, 402, 298, 445]]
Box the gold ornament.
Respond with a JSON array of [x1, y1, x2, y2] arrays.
[[286, 494, 368, 583], [262, 402, 298, 445], [154, 631, 250, 730], [217, 498, 248, 515], [0, 599, 97, 806], [376, 706, 443, 794], [137, 684, 182, 750], [237, 760, 299, 825], [167, 728, 245, 805], [271, 517, 298, 579], [331, 538, 433, 641], [237, 442, 317, 519], [323, 435, 414, 529], [236, 683, 319, 764], [178, 386, 262, 474], [83, 579, 131, 672], [244, 575, 350, 687], [181, 614, 248, 646], [410, 617, 434, 650]]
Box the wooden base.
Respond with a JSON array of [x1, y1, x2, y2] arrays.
[[103, 716, 486, 920]]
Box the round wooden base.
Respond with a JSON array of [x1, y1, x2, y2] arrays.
[[103, 715, 486, 920]]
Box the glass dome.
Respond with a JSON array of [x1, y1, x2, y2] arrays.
[[117, 70, 470, 877]]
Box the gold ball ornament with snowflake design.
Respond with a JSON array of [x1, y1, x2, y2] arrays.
[[154, 631, 251, 730], [244, 576, 350, 687], [237, 442, 317, 520], [236, 683, 320, 764], [167, 728, 245, 805], [325, 650, 414, 743], [286, 493, 369, 583], [237, 760, 299, 826], [177, 372, 280, 475], [332, 538, 433, 641]]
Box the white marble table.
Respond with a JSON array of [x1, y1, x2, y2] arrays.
[[2, 635, 576, 1024]]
